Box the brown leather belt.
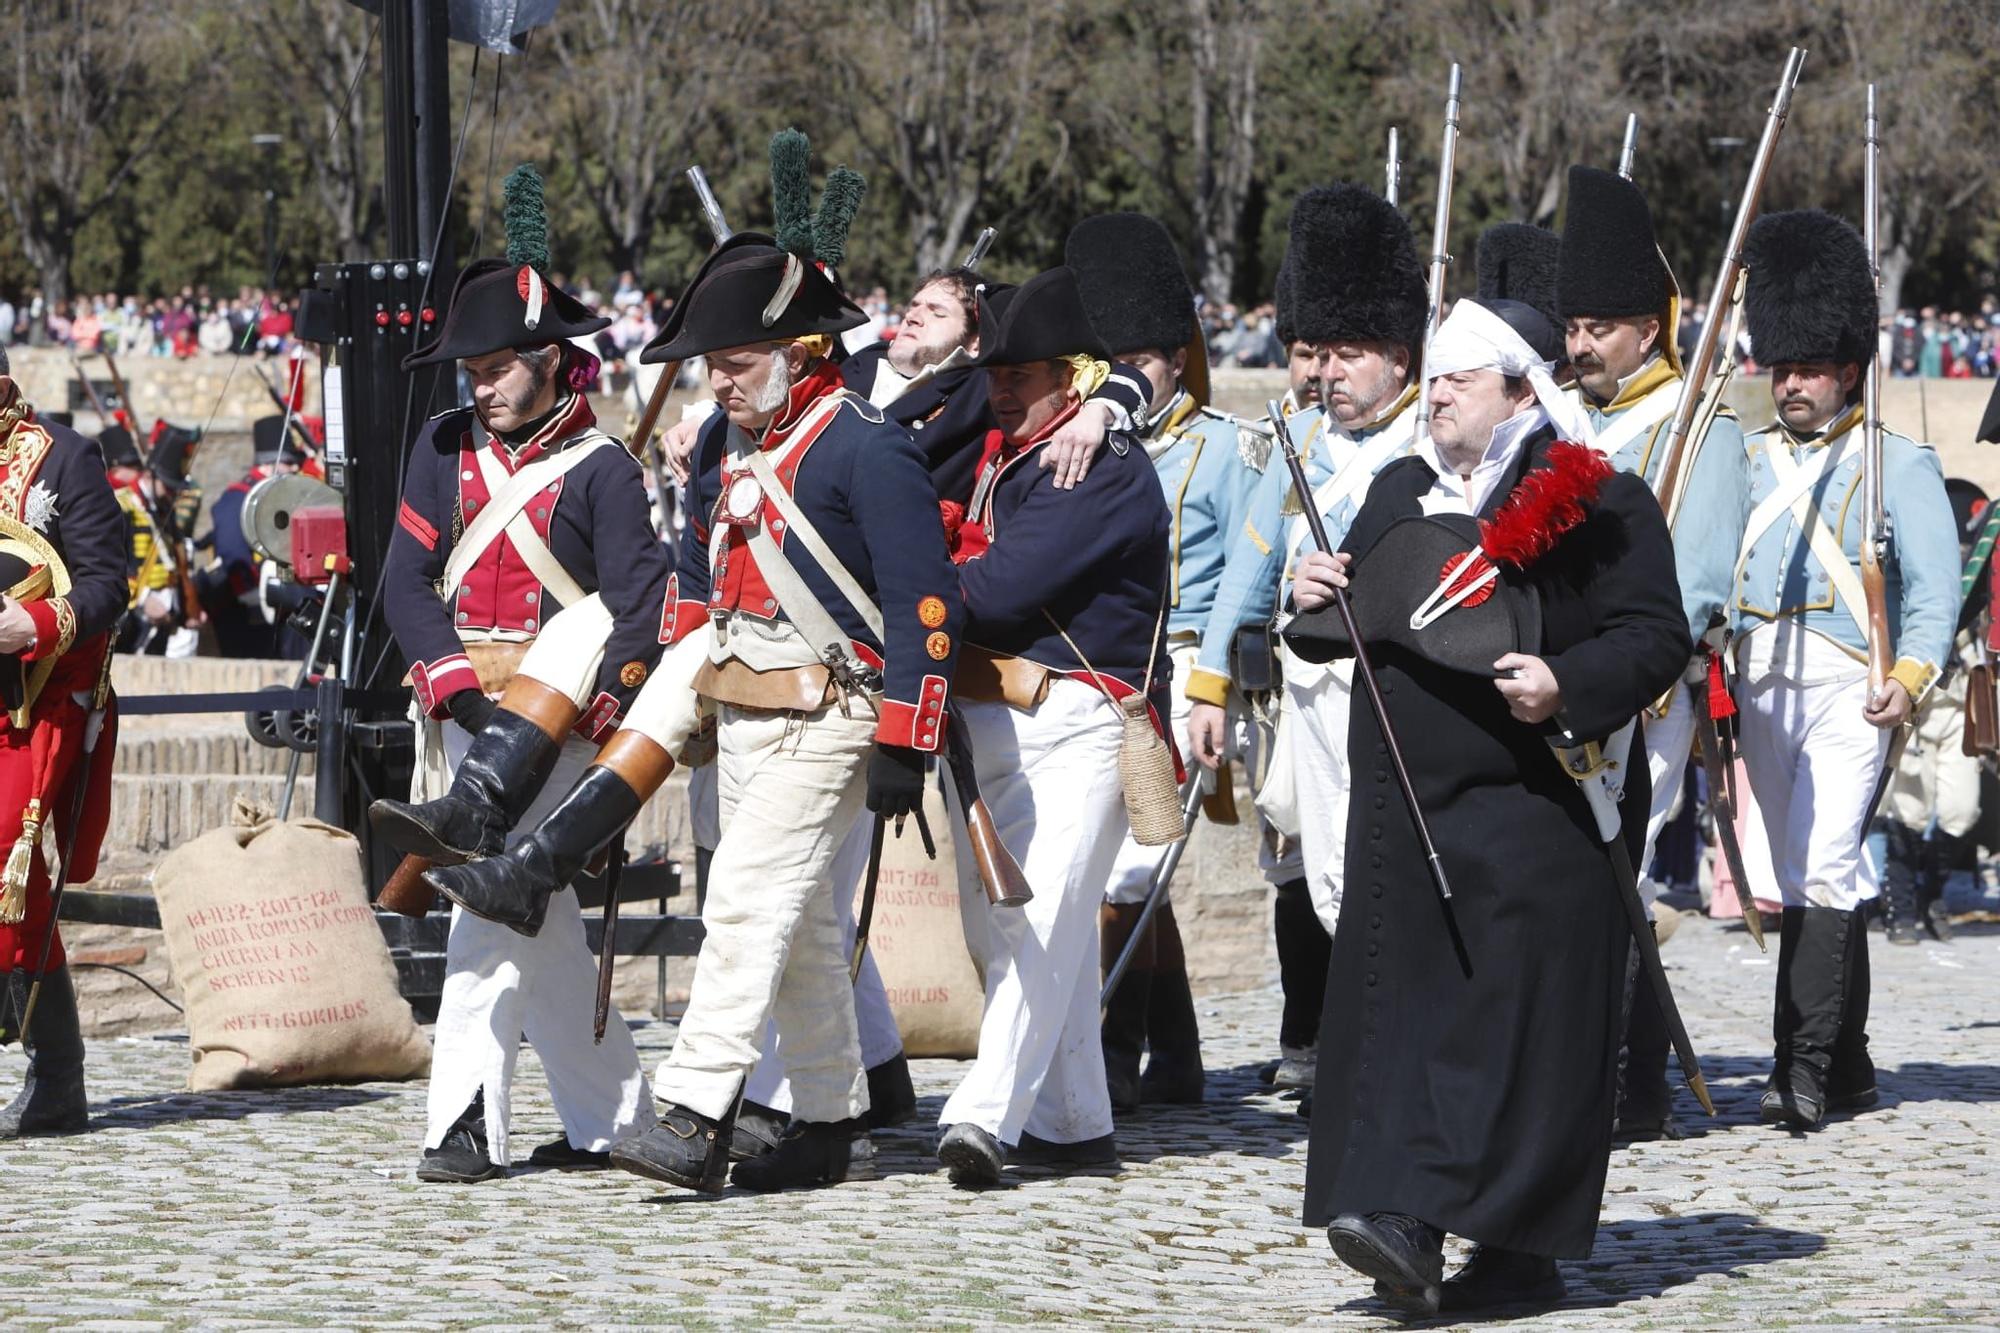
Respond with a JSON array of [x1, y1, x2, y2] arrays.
[[693, 657, 836, 714], [954, 646, 1052, 710]]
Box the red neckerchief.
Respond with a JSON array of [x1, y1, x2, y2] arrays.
[[760, 360, 846, 448]]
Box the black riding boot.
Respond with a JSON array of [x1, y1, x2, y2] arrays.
[[1273, 877, 1329, 1086], [1762, 906, 1856, 1129], [1880, 821, 1923, 945], [1140, 904, 1204, 1105], [1616, 941, 1680, 1141], [370, 707, 565, 865], [427, 763, 646, 936], [0, 967, 88, 1137], [1827, 910, 1877, 1112], [1921, 830, 1959, 942], [1098, 902, 1151, 1113]]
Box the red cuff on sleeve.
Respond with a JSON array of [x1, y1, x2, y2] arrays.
[[576, 690, 622, 742], [659, 574, 709, 645], [877, 674, 949, 752], [21, 598, 63, 661], [410, 653, 479, 718], [398, 501, 439, 552]]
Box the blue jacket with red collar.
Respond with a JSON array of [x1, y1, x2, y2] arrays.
[[663, 365, 964, 753], [959, 428, 1172, 698], [383, 392, 673, 740]]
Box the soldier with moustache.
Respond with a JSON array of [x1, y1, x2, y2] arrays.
[[0, 344, 129, 1138], [1557, 165, 1753, 1140], [1066, 212, 1263, 1110], [1731, 210, 1957, 1130], [367, 167, 672, 1181], [1186, 184, 1427, 968], [933, 266, 1172, 1186], [432, 227, 965, 1196]]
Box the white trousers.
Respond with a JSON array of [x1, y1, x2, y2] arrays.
[[1637, 679, 1701, 910], [1291, 660, 1353, 935], [1887, 676, 1980, 837], [654, 701, 875, 1123], [1737, 670, 1890, 911], [941, 681, 1127, 1146], [425, 724, 656, 1163], [1105, 642, 1197, 905]]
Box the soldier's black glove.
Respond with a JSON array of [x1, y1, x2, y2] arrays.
[[865, 744, 927, 820], [446, 689, 498, 736]]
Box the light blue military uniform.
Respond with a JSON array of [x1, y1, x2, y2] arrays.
[[1730, 405, 1959, 911], [1103, 388, 1269, 904]]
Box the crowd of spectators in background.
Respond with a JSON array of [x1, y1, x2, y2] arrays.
[[6, 275, 2000, 381]]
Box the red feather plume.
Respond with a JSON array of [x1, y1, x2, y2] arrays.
[[1476, 441, 1615, 569]]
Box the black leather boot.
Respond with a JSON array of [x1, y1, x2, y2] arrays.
[[1326, 1211, 1445, 1316], [1098, 903, 1150, 1113], [610, 1097, 739, 1194], [1880, 821, 1923, 945], [426, 764, 645, 936], [1827, 912, 1877, 1112], [730, 1117, 875, 1192], [416, 1092, 501, 1182], [1140, 905, 1204, 1105], [1762, 906, 1854, 1129], [1921, 830, 1958, 942], [864, 1053, 917, 1129], [1273, 876, 1330, 1064], [370, 708, 564, 865], [0, 967, 89, 1137]]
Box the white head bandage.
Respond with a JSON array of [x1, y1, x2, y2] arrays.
[[1425, 299, 1595, 445]]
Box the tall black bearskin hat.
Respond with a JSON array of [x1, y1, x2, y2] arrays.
[[1065, 212, 1197, 354], [251, 415, 308, 467], [974, 267, 1111, 368], [1556, 166, 1671, 320], [94, 423, 140, 470], [641, 129, 869, 365], [404, 164, 611, 368], [1287, 185, 1427, 353], [1742, 209, 1877, 371], [1477, 223, 1560, 327]]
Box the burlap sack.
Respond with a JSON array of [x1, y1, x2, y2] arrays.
[[853, 786, 984, 1058], [154, 797, 431, 1090]]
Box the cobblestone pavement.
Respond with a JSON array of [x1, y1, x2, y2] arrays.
[[5, 911, 2000, 1329]]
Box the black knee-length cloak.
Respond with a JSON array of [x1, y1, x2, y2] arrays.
[[1288, 425, 1689, 1259]]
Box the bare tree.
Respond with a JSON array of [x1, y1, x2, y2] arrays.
[[0, 1, 205, 308], [543, 0, 772, 278], [240, 0, 378, 261], [823, 0, 1077, 276]]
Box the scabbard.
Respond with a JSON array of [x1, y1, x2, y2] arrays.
[[593, 843, 625, 1045], [849, 814, 888, 983], [1604, 831, 1714, 1117], [1694, 704, 1765, 952]]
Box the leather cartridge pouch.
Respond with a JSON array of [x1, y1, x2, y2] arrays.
[[465, 641, 530, 695], [1229, 623, 1279, 694], [693, 658, 836, 714], [954, 645, 1052, 710], [1964, 660, 1999, 757]]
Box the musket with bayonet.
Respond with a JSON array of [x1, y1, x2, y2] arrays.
[[962, 226, 997, 271], [1385, 127, 1402, 207], [1267, 400, 1469, 977], [1617, 113, 1639, 179], [628, 165, 732, 472], [1413, 64, 1462, 440]]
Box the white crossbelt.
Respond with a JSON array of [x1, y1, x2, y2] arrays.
[[1283, 419, 1411, 565], [1734, 432, 1870, 643], [442, 421, 613, 607], [1586, 381, 1679, 466]]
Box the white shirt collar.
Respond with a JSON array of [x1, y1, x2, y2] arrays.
[[1416, 404, 1548, 516]]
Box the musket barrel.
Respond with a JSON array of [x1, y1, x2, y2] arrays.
[[1415, 64, 1462, 437], [686, 165, 732, 244], [962, 226, 997, 270], [1860, 81, 1892, 696], [1656, 46, 1807, 524], [1618, 113, 1639, 179], [1386, 127, 1402, 207]]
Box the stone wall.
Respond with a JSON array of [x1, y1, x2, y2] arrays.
[[6, 346, 321, 434]]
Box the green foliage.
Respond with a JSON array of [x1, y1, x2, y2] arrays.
[[769, 128, 815, 258], [501, 164, 550, 271]]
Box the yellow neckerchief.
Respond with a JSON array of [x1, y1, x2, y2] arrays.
[[1360, 380, 1421, 436], [1062, 354, 1110, 398], [1600, 351, 1681, 414], [1775, 401, 1866, 451]]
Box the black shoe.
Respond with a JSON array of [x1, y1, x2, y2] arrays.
[[1759, 1066, 1826, 1129], [1439, 1245, 1566, 1314], [1825, 1081, 1881, 1113], [936, 1122, 1006, 1187], [1886, 916, 1921, 945], [0, 967, 88, 1138], [730, 1100, 789, 1161], [1923, 901, 1956, 943], [525, 1136, 610, 1170], [610, 1101, 736, 1194], [864, 1054, 917, 1130], [1612, 1105, 1684, 1143], [370, 709, 563, 865], [1325, 1212, 1445, 1317], [1011, 1130, 1119, 1169], [426, 765, 644, 935], [731, 1119, 875, 1192]]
